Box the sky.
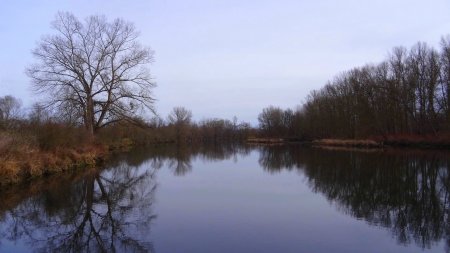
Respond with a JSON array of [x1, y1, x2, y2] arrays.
[[1, 0, 450, 125]]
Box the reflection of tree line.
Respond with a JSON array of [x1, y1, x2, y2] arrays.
[[0, 143, 251, 252], [258, 145, 450, 251], [114, 143, 252, 176], [3, 144, 445, 252], [0, 159, 157, 252]]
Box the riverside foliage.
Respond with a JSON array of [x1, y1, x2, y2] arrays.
[[258, 36, 450, 141]]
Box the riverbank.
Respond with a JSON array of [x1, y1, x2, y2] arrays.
[[247, 137, 307, 145], [0, 130, 141, 186], [311, 139, 382, 148], [4, 132, 450, 186], [0, 142, 108, 186], [379, 134, 450, 148], [248, 134, 450, 149], [246, 138, 381, 147], [247, 138, 285, 144]]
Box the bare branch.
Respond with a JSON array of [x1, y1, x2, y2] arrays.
[[27, 12, 156, 135]]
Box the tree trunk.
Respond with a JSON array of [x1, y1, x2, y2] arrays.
[[85, 97, 95, 138]]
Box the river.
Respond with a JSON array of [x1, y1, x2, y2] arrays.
[[0, 144, 448, 252]]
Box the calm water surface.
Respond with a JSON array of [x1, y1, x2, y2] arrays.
[[0, 144, 448, 252]]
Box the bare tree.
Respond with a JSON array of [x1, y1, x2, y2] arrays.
[[167, 107, 192, 142], [0, 95, 22, 128], [28, 103, 51, 124], [258, 106, 285, 137], [167, 106, 192, 126], [27, 12, 155, 136], [440, 36, 450, 124]]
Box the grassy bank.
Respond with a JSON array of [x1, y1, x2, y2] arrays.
[[0, 122, 150, 186], [377, 133, 450, 148], [247, 137, 381, 147], [247, 138, 285, 144], [0, 131, 108, 186], [313, 134, 450, 149], [249, 134, 450, 149], [312, 139, 382, 148]]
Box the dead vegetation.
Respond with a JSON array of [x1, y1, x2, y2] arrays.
[[247, 138, 285, 144], [312, 139, 382, 148], [0, 130, 106, 186]]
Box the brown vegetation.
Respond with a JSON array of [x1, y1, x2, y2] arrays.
[[247, 138, 285, 144], [379, 133, 450, 148], [0, 100, 254, 186], [0, 129, 106, 186], [312, 139, 382, 148]]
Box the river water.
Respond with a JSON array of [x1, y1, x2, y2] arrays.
[[0, 144, 448, 253]]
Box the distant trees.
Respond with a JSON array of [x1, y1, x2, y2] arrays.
[[198, 118, 234, 141], [28, 103, 51, 125], [257, 106, 300, 138], [160, 107, 253, 143], [167, 107, 193, 142], [0, 95, 22, 129], [255, 35, 450, 140], [287, 36, 450, 139], [441, 36, 450, 124], [27, 12, 155, 136], [167, 107, 192, 126], [258, 106, 284, 137]]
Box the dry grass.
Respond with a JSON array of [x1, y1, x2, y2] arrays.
[[315, 145, 383, 153], [247, 138, 285, 144], [313, 133, 450, 149], [379, 133, 450, 148], [0, 131, 107, 186], [0, 133, 13, 152], [0, 120, 167, 187], [312, 139, 382, 148]]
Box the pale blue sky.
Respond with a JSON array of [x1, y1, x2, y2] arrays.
[[1, 0, 450, 124]]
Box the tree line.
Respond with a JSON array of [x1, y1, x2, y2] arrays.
[[0, 97, 253, 149], [258, 36, 450, 140], [107, 106, 254, 144], [4, 11, 450, 146]]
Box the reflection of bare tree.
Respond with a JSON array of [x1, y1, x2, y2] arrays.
[[0, 161, 157, 253], [258, 145, 450, 251], [164, 143, 252, 176], [167, 144, 192, 176], [0, 142, 258, 252], [0, 143, 253, 252], [257, 145, 297, 173], [197, 142, 251, 162], [120, 143, 252, 177]]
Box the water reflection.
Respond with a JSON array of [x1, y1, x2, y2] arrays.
[[258, 145, 450, 251], [0, 143, 252, 252], [119, 143, 252, 176], [0, 158, 157, 252], [0, 144, 449, 252]]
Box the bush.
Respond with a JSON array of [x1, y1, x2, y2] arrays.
[[33, 123, 90, 151]]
